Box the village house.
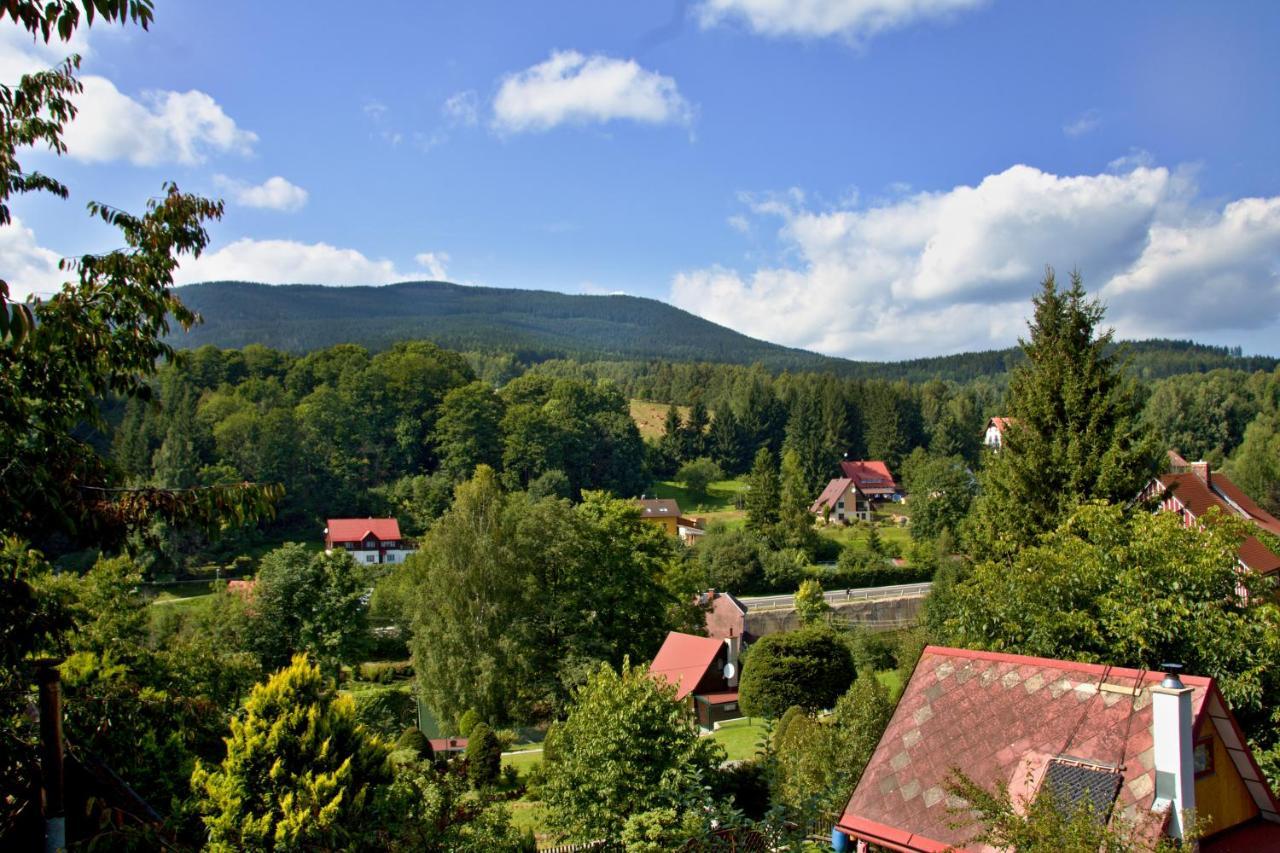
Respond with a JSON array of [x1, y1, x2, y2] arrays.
[[637, 497, 705, 545], [811, 477, 872, 524], [1143, 456, 1280, 579], [324, 518, 416, 565], [649, 631, 743, 729], [832, 646, 1280, 852], [839, 459, 899, 501], [698, 589, 756, 645], [984, 416, 1015, 450]]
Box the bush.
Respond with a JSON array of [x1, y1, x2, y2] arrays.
[[465, 723, 501, 789], [456, 709, 482, 738], [772, 705, 806, 753], [738, 627, 855, 718], [357, 660, 413, 683], [848, 629, 896, 673], [676, 457, 723, 495], [351, 686, 415, 738], [830, 547, 935, 588], [363, 630, 410, 662], [395, 727, 434, 761], [494, 728, 519, 752], [713, 759, 771, 820]]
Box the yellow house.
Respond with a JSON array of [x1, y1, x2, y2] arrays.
[[637, 498, 681, 536]]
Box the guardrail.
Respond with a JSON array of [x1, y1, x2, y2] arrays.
[[738, 581, 932, 612]]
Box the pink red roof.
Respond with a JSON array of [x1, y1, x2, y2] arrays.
[[650, 632, 723, 701], [839, 460, 897, 494], [811, 477, 859, 514], [1155, 472, 1280, 574], [838, 646, 1280, 852], [987, 416, 1016, 432], [326, 518, 402, 542], [428, 737, 467, 753]]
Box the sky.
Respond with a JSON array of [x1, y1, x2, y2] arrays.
[[3, 0, 1280, 360]]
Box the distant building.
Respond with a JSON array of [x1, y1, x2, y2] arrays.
[[1143, 460, 1280, 579], [698, 589, 755, 644], [638, 498, 706, 545], [811, 477, 872, 523], [833, 646, 1280, 852], [324, 518, 416, 565], [650, 631, 743, 729], [984, 416, 1015, 450], [839, 459, 899, 500]]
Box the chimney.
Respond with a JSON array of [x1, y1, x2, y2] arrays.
[[723, 633, 741, 686], [1151, 663, 1196, 841], [1190, 461, 1211, 486]]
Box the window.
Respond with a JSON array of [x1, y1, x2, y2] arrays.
[[1039, 759, 1122, 824], [365, 555, 375, 563], [1194, 736, 1214, 777]]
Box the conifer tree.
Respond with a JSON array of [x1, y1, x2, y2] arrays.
[[709, 406, 747, 473], [745, 448, 781, 532], [785, 387, 833, 492], [192, 655, 395, 851], [966, 270, 1160, 555], [682, 399, 710, 459]]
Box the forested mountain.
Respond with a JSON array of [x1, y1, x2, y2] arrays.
[[174, 281, 1277, 383]]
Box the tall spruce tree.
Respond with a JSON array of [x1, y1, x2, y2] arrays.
[[682, 399, 710, 460], [745, 447, 781, 533], [785, 387, 833, 493], [965, 269, 1160, 555], [709, 406, 747, 473]]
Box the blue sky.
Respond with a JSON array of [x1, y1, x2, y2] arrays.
[[4, 1, 1280, 359]]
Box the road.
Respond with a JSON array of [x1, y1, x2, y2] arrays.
[[737, 581, 932, 611]]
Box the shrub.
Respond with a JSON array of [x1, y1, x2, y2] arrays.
[[772, 705, 806, 753], [738, 627, 855, 718], [677, 457, 723, 495], [456, 709, 482, 738], [465, 723, 501, 789], [395, 727, 434, 761], [848, 629, 896, 673], [356, 660, 413, 683], [494, 728, 519, 752], [351, 686, 415, 739]]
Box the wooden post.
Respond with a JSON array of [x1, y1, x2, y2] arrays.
[[37, 660, 65, 853]]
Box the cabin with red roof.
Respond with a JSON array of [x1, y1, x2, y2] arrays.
[[984, 416, 1016, 450], [811, 477, 871, 524], [324, 517, 416, 566], [839, 460, 899, 501], [650, 631, 743, 729], [833, 646, 1280, 852], [1143, 460, 1280, 579]]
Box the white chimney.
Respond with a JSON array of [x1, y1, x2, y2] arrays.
[[1151, 664, 1196, 841], [723, 633, 741, 686]]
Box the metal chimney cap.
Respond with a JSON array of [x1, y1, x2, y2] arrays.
[[1159, 662, 1185, 689]]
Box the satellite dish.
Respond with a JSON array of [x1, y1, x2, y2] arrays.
[[722, 662, 737, 680]]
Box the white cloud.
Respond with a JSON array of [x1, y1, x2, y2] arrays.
[[492, 50, 692, 133], [670, 163, 1280, 359], [171, 238, 448, 286], [696, 0, 986, 42], [0, 216, 67, 301], [214, 175, 309, 212], [1063, 108, 1101, 137], [442, 90, 479, 127], [414, 251, 450, 280]]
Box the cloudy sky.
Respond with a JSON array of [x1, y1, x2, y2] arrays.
[[4, 1, 1280, 359]]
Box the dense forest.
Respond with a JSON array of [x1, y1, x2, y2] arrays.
[[174, 281, 1277, 383]]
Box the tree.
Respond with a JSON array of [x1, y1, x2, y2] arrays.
[[966, 270, 1160, 555], [682, 399, 710, 460], [745, 448, 781, 533], [709, 406, 747, 474], [433, 381, 505, 480], [778, 447, 816, 541], [192, 655, 396, 851], [784, 387, 833, 493], [940, 502, 1280, 740], [737, 627, 855, 718], [541, 660, 725, 841], [660, 403, 685, 467], [249, 544, 369, 674], [676, 457, 723, 495], [794, 579, 830, 626], [465, 723, 501, 789], [1227, 413, 1280, 514], [902, 450, 977, 542]]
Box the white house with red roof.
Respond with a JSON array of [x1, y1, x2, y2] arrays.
[[650, 631, 743, 729], [839, 459, 899, 500], [324, 517, 416, 566], [811, 477, 871, 523], [833, 646, 1280, 852], [984, 416, 1016, 450]]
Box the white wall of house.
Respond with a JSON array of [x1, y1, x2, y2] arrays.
[[328, 546, 416, 565], [984, 425, 1003, 448]]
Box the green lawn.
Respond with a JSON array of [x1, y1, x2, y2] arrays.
[[875, 669, 903, 699], [709, 717, 768, 762], [817, 521, 911, 550], [501, 749, 544, 776], [653, 477, 748, 519], [508, 799, 548, 838]]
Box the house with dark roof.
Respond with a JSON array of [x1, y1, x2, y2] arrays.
[[1143, 460, 1280, 578], [833, 646, 1280, 852], [324, 518, 415, 566], [698, 589, 754, 644], [650, 631, 743, 729], [839, 460, 899, 500], [984, 416, 1016, 450], [637, 498, 705, 544], [811, 477, 871, 524]]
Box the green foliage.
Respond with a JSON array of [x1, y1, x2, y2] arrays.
[[541, 659, 725, 841], [966, 270, 1161, 555], [941, 502, 1280, 736], [248, 543, 369, 674], [410, 468, 679, 724], [901, 449, 977, 543], [352, 686, 416, 740], [831, 546, 934, 588], [356, 660, 413, 683], [745, 448, 781, 533], [433, 380, 505, 480], [737, 627, 856, 718], [1227, 410, 1280, 514], [192, 655, 395, 851], [1142, 369, 1260, 465], [794, 578, 830, 626], [772, 705, 805, 753], [676, 456, 724, 495], [456, 709, 483, 739], [465, 723, 502, 789]]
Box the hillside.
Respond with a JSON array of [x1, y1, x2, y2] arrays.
[[172, 281, 1277, 382], [172, 280, 849, 373]]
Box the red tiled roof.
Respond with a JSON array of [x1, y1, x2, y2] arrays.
[[838, 646, 1279, 851], [988, 417, 1015, 432], [638, 498, 682, 519], [1156, 473, 1280, 574], [840, 460, 897, 493], [811, 478, 858, 513], [428, 737, 468, 753], [326, 517, 402, 542], [650, 632, 723, 700]]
